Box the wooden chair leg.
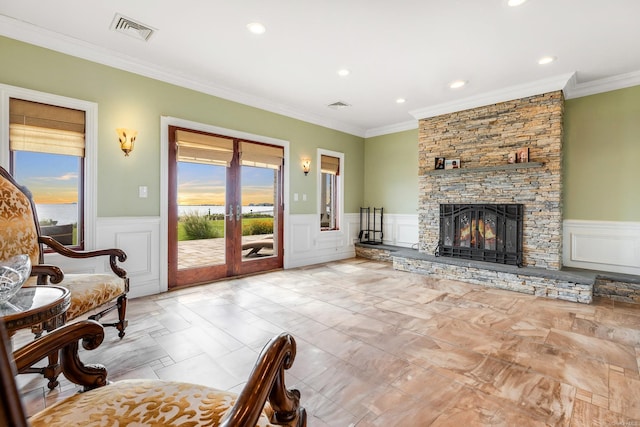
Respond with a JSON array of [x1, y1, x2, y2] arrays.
[[87, 294, 128, 339], [116, 294, 128, 339], [18, 351, 61, 390], [44, 351, 61, 389]]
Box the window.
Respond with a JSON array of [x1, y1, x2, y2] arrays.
[[318, 151, 343, 231], [9, 98, 85, 247]]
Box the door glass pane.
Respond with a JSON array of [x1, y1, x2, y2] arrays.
[[177, 161, 226, 270], [241, 165, 276, 261]]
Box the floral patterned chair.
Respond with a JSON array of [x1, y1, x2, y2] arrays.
[[0, 319, 306, 427], [0, 166, 128, 339]]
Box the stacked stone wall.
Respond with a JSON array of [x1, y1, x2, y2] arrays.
[[594, 279, 640, 304], [418, 91, 564, 270], [393, 257, 592, 304], [355, 246, 393, 262]]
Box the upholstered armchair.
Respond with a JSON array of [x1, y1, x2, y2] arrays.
[[0, 319, 306, 427], [0, 166, 128, 339]]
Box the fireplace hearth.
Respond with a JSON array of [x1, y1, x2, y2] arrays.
[[437, 204, 523, 266]]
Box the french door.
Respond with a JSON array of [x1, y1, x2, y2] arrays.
[[167, 126, 284, 288]]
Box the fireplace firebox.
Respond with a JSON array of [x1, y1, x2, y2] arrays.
[[437, 204, 523, 266]]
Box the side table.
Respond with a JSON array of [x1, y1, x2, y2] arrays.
[[0, 285, 71, 388]]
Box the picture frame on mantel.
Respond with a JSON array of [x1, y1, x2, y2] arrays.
[[508, 152, 517, 164], [444, 159, 460, 170], [517, 147, 529, 163], [434, 157, 445, 169]]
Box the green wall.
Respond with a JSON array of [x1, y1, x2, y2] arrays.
[[363, 129, 419, 214], [564, 85, 640, 221], [0, 36, 364, 216], [3, 37, 638, 223], [361, 86, 640, 222]]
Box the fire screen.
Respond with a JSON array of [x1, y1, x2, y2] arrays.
[[438, 204, 523, 266]]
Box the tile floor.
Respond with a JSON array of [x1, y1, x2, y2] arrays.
[[15, 258, 640, 426]]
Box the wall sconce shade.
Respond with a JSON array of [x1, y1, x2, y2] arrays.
[[117, 128, 137, 156], [302, 159, 311, 175]]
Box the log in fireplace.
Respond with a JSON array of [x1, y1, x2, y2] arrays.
[[437, 204, 523, 266]]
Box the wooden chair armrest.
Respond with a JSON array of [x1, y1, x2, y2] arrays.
[[30, 264, 64, 284], [39, 236, 128, 279], [13, 320, 108, 390], [220, 333, 305, 427]]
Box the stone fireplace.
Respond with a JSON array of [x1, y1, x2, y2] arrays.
[[357, 89, 633, 304], [418, 91, 564, 270], [389, 90, 591, 303]]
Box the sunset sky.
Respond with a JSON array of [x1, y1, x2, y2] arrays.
[[13, 152, 275, 207], [178, 162, 274, 206], [13, 151, 79, 204]]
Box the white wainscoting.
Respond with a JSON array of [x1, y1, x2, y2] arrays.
[[381, 213, 419, 248], [285, 213, 360, 268], [43, 213, 414, 299], [43, 217, 161, 299], [563, 219, 640, 275]]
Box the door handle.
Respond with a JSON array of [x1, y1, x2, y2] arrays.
[[236, 204, 241, 222]]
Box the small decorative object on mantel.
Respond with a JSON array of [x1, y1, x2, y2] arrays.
[[434, 157, 445, 169], [445, 159, 460, 170], [508, 152, 516, 164], [516, 147, 529, 163]]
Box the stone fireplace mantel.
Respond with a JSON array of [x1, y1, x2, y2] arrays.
[[421, 161, 543, 176]]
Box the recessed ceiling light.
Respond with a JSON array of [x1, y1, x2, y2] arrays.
[[538, 56, 556, 65], [507, 0, 528, 6], [247, 22, 266, 35], [449, 80, 467, 89], [337, 69, 350, 77], [396, 98, 406, 104]]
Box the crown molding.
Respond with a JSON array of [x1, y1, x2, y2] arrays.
[[364, 120, 418, 138], [409, 73, 576, 120], [0, 15, 367, 138], [564, 70, 640, 99]]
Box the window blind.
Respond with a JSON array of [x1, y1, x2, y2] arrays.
[[240, 141, 283, 169], [321, 155, 340, 175], [176, 130, 234, 167], [9, 98, 85, 157]]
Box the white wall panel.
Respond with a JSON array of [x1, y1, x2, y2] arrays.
[[563, 220, 640, 275], [285, 213, 358, 268], [96, 217, 161, 298], [381, 214, 419, 248]]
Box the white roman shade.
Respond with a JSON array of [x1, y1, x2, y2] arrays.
[[321, 155, 340, 175], [176, 130, 234, 167], [240, 141, 283, 170], [9, 98, 85, 157]]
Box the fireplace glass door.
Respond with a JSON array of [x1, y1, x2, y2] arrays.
[[439, 204, 523, 266]]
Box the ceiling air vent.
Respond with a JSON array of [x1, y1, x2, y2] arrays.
[[111, 14, 155, 41], [327, 101, 351, 110]]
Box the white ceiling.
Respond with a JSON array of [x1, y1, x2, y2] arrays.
[[1, 0, 640, 137]]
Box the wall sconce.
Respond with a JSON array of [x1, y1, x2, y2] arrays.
[[302, 159, 311, 175], [117, 128, 137, 156]]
